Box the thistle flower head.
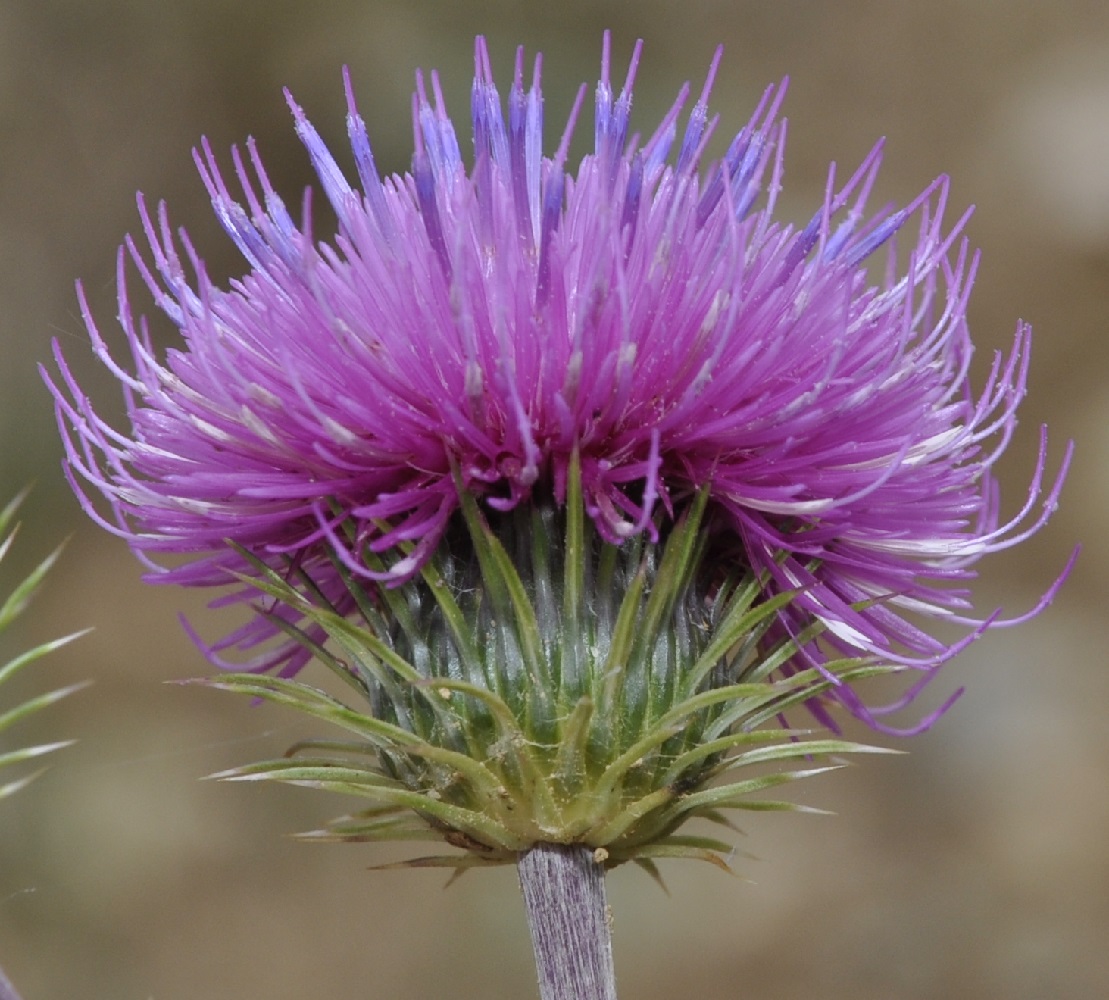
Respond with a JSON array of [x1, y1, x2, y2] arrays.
[[44, 35, 1070, 867]]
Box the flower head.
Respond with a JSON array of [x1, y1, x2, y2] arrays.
[[46, 32, 1069, 855]]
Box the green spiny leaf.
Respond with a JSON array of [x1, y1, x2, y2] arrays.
[[0, 494, 86, 798], [0, 680, 90, 735]]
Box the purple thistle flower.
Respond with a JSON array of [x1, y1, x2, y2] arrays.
[[45, 33, 1070, 734]]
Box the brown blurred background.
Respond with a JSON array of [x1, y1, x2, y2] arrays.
[[1, 2, 1106, 998]]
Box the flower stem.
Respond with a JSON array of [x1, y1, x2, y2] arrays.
[[517, 843, 617, 1000], [0, 962, 23, 1000]]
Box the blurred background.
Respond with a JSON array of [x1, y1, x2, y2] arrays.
[[1, 1, 1106, 998]]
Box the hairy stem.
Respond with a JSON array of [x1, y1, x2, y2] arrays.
[[517, 843, 617, 1000]]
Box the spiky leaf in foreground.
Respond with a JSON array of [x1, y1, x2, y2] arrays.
[[0, 492, 87, 799]]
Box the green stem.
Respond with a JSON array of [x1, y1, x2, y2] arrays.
[[517, 843, 617, 1000]]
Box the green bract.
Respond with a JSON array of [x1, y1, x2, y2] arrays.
[[205, 461, 896, 876]]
